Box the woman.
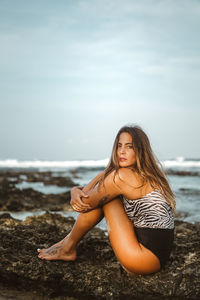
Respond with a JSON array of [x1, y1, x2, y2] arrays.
[[38, 125, 175, 274]]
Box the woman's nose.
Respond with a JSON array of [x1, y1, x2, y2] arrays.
[[120, 147, 126, 154]]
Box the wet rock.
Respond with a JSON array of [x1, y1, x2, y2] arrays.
[[0, 171, 77, 212], [0, 212, 199, 299], [165, 169, 200, 176], [179, 188, 200, 195], [0, 170, 76, 187], [174, 210, 190, 219], [0, 184, 72, 211]]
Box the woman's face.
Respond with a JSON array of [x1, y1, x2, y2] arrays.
[[117, 132, 136, 167]]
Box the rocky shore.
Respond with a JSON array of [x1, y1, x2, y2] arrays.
[[0, 170, 200, 299], [0, 212, 199, 299], [0, 170, 77, 211]]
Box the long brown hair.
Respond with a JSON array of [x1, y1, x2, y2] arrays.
[[97, 125, 176, 211]]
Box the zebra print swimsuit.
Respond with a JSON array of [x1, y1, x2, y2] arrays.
[[122, 189, 174, 229], [122, 189, 174, 268]]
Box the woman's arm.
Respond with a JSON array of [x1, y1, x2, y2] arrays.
[[82, 171, 104, 193], [70, 171, 104, 211], [71, 168, 138, 212], [81, 170, 124, 210]]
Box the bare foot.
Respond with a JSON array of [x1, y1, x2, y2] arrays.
[[37, 237, 65, 255], [37, 235, 77, 261]]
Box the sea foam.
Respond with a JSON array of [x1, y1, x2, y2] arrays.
[[0, 157, 200, 170], [0, 159, 109, 169], [162, 157, 200, 168]]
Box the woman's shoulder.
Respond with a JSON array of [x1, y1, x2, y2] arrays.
[[117, 167, 137, 178], [117, 167, 134, 178], [116, 168, 155, 198], [115, 168, 141, 187]]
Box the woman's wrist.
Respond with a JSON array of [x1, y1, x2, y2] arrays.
[[71, 186, 84, 192]]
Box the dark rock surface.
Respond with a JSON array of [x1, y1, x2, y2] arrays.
[[165, 169, 200, 176], [0, 171, 77, 211], [0, 170, 76, 186], [0, 212, 199, 300]]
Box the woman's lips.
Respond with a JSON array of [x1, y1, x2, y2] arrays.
[[119, 158, 127, 162]]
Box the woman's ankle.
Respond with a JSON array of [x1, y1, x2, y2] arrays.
[[62, 234, 77, 252]]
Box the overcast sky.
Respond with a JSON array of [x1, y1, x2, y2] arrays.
[[0, 0, 200, 161]]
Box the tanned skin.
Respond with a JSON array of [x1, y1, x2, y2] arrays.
[[37, 133, 161, 274]]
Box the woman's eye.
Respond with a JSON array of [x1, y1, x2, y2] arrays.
[[127, 145, 133, 148]]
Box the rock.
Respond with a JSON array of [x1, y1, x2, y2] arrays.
[[0, 212, 199, 299], [0, 171, 77, 211], [179, 188, 200, 195], [0, 170, 76, 187], [165, 169, 200, 176], [0, 184, 72, 211]]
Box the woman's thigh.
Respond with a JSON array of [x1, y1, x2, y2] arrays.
[[103, 198, 161, 274]]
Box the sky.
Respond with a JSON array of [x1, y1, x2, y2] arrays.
[[0, 0, 200, 161]]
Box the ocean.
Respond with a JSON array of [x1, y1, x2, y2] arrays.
[[0, 157, 200, 226]]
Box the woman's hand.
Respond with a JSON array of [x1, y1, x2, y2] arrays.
[[70, 186, 91, 212]]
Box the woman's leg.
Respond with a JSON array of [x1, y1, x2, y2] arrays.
[[38, 208, 103, 260], [103, 198, 161, 274], [38, 198, 161, 274]]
